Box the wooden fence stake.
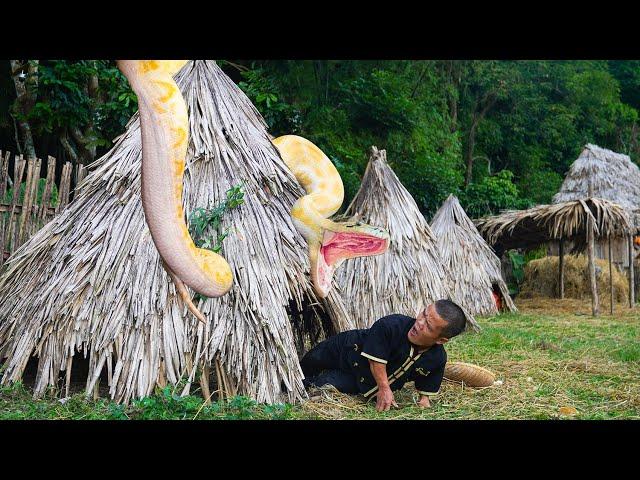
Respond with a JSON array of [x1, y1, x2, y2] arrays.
[[609, 236, 613, 315], [558, 238, 565, 299], [630, 235, 635, 308]]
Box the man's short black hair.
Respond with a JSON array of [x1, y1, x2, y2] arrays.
[[434, 299, 466, 338]]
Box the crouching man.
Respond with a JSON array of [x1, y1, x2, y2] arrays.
[[301, 299, 467, 411]]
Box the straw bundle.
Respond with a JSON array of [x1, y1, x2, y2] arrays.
[[335, 146, 478, 331], [444, 361, 495, 387], [431, 195, 517, 316], [519, 255, 629, 302], [0, 60, 351, 404]]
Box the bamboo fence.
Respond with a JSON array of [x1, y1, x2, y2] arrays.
[[0, 150, 87, 267]]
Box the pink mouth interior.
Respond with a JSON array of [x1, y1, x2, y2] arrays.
[[320, 231, 388, 266], [314, 231, 388, 296]]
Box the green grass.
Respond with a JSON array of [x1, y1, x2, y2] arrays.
[[1, 299, 639, 420], [0, 383, 294, 420]]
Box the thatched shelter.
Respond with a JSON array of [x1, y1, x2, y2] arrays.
[[430, 195, 516, 316], [335, 147, 479, 331], [552, 144, 640, 267], [0, 60, 352, 404], [476, 198, 632, 255], [476, 197, 635, 313]]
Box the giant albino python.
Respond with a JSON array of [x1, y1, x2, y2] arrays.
[[117, 61, 389, 322]]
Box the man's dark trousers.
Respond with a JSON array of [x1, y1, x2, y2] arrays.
[[300, 334, 360, 394]]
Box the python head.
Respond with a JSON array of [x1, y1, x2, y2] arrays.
[[313, 219, 389, 298], [275, 135, 390, 299]]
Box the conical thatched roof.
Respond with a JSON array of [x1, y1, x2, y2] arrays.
[[0, 60, 351, 404], [430, 195, 517, 316], [335, 147, 479, 331], [553, 144, 640, 230]]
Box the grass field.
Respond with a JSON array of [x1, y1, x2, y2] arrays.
[[1, 298, 638, 420]]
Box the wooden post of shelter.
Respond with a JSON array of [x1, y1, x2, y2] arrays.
[[558, 238, 565, 299], [630, 234, 635, 308], [587, 183, 599, 316], [608, 236, 613, 315]]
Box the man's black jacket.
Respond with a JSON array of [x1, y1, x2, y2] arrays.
[[336, 314, 447, 399]]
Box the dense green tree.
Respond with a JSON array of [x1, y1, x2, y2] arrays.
[[5, 60, 136, 165], [2, 59, 639, 220]]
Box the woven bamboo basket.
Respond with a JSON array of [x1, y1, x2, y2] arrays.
[[444, 362, 496, 387]]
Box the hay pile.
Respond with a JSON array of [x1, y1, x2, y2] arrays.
[[520, 255, 628, 301]]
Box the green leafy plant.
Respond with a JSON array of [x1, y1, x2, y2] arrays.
[[523, 244, 548, 263], [338, 69, 417, 134], [238, 68, 301, 134], [507, 250, 526, 294], [461, 170, 531, 219], [188, 184, 245, 254]]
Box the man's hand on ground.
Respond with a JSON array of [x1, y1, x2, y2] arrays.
[[376, 387, 398, 411], [418, 395, 432, 408]]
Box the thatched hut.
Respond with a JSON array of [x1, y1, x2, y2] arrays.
[[335, 147, 478, 331], [552, 144, 640, 266], [430, 195, 516, 316], [476, 197, 635, 312], [475, 198, 632, 256], [0, 60, 352, 404]]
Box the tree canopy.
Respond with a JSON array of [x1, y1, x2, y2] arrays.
[[2, 59, 639, 218]]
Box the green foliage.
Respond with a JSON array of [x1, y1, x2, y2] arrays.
[[117, 389, 292, 420], [129, 386, 203, 420], [523, 244, 548, 264], [460, 170, 530, 218], [19, 60, 137, 155], [188, 184, 245, 254], [338, 69, 416, 134], [238, 67, 302, 135], [609, 60, 640, 111], [507, 250, 526, 293], [505, 245, 547, 295]]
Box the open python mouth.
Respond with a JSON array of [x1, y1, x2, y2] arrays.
[[313, 229, 389, 297]]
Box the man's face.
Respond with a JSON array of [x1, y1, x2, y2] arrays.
[[407, 303, 450, 348]]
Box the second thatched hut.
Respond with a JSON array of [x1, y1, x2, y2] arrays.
[[430, 195, 516, 316], [335, 147, 478, 331]]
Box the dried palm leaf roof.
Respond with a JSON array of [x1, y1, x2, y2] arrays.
[[430, 195, 516, 316], [0, 60, 351, 405], [553, 144, 640, 230], [335, 147, 479, 331], [475, 197, 633, 255]]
